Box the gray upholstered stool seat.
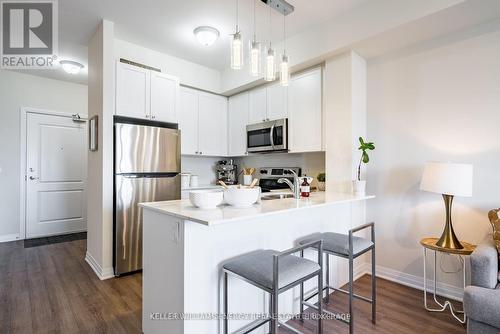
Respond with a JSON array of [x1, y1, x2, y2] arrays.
[[297, 223, 376, 334], [222, 241, 324, 334], [223, 249, 320, 290], [300, 232, 373, 256]]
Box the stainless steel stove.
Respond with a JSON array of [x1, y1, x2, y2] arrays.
[[257, 167, 301, 193]]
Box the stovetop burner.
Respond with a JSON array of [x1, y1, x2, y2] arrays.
[[257, 167, 301, 192]]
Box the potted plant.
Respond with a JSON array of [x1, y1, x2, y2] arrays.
[[317, 172, 326, 191], [353, 137, 375, 195]]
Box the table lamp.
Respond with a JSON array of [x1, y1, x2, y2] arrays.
[[420, 162, 473, 249]]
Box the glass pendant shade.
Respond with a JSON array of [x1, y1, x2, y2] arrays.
[[264, 47, 276, 81], [280, 54, 290, 86], [231, 32, 243, 70], [249, 41, 261, 76]]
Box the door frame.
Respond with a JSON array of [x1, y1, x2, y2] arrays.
[[19, 107, 87, 239]]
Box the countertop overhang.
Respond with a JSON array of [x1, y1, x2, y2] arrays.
[[139, 192, 375, 226]]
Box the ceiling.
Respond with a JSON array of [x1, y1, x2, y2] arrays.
[[11, 0, 369, 84]]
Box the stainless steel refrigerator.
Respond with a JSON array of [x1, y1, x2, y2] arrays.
[[114, 117, 181, 275]]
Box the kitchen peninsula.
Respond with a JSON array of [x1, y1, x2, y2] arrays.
[[140, 192, 374, 334]]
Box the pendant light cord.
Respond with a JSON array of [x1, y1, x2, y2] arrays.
[[269, 1, 272, 48], [283, 11, 286, 54], [253, 0, 256, 41], [236, 0, 239, 32]]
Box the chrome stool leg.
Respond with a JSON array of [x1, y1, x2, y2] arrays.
[[300, 250, 305, 321], [348, 243, 354, 334], [371, 241, 376, 324], [325, 254, 330, 304], [224, 272, 228, 334]]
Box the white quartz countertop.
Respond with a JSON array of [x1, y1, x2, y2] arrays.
[[139, 192, 375, 226]]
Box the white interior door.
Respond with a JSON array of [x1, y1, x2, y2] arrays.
[[26, 112, 87, 238]]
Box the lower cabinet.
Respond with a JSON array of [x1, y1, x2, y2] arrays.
[[179, 87, 227, 156]]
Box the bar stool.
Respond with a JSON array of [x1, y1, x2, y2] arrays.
[[299, 222, 376, 334], [222, 240, 324, 334]]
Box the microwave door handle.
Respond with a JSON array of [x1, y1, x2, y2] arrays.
[[269, 123, 275, 148]]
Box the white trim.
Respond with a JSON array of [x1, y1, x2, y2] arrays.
[[349, 261, 464, 302], [85, 251, 115, 280], [0, 233, 21, 243], [19, 107, 88, 240], [375, 264, 464, 302]]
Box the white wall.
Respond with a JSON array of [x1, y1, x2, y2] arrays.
[[114, 39, 221, 93], [86, 20, 115, 279], [367, 29, 500, 291], [0, 70, 87, 241]]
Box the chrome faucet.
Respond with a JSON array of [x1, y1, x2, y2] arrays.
[[277, 169, 301, 199]]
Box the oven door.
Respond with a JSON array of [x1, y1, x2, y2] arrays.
[[246, 119, 287, 153]]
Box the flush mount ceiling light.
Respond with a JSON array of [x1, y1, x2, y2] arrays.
[[193, 26, 220, 46], [60, 60, 84, 74]]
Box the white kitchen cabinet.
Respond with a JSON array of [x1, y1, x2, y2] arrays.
[[179, 87, 228, 156], [150, 71, 179, 123], [228, 92, 249, 156], [198, 92, 227, 156], [266, 82, 287, 121], [116, 61, 179, 122], [248, 86, 267, 124], [116, 62, 150, 120], [288, 68, 323, 153], [179, 87, 199, 155]]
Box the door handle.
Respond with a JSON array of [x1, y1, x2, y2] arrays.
[[29, 176, 39, 180]]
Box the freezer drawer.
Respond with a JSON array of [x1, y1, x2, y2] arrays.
[[114, 174, 180, 275], [115, 123, 181, 174]]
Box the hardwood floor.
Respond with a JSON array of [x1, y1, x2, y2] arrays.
[[0, 239, 466, 334]]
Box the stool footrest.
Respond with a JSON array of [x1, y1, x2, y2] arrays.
[[302, 301, 350, 325], [278, 321, 304, 334], [231, 317, 270, 334], [330, 286, 373, 303]]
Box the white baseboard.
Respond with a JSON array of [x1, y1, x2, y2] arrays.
[[85, 251, 114, 280], [0, 233, 21, 243], [349, 261, 463, 301], [374, 264, 463, 301]]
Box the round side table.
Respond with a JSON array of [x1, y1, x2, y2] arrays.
[[420, 237, 476, 324]]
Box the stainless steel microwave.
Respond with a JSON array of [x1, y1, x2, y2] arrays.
[[246, 118, 288, 153]]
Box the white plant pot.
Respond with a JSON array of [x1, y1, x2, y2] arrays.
[[352, 180, 366, 196], [243, 175, 253, 186]]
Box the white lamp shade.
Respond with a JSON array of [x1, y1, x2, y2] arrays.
[[420, 162, 473, 197]]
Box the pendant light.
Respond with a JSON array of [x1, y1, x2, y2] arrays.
[[249, 0, 261, 76], [280, 12, 290, 86], [231, 0, 243, 70], [264, 3, 276, 81]]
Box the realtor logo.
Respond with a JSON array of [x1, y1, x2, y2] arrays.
[[1, 0, 58, 69]]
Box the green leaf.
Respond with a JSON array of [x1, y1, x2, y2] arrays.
[[359, 137, 365, 145], [362, 152, 369, 163]]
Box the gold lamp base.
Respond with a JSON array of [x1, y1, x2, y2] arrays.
[[435, 194, 463, 250]]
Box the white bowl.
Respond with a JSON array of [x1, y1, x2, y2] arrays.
[[223, 186, 260, 208], [189, 190, 223, 209]]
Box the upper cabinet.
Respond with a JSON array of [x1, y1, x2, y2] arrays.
[[288, 68, 322, 153], [247, 84, 287, 124], [266, 82, 287, 121], [228, 92, 249, 156], [248, 86, 267, 124], [178, 87, 228, 157], [150, 71, 179, 123], [179, 87, 199, 155], [116, 62, 150, 120], [116, 61, 179, 122]]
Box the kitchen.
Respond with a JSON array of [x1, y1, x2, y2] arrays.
[[1, 1, 499, 334]]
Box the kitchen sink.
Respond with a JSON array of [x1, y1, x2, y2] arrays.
[[261, 193, 295, 201]]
